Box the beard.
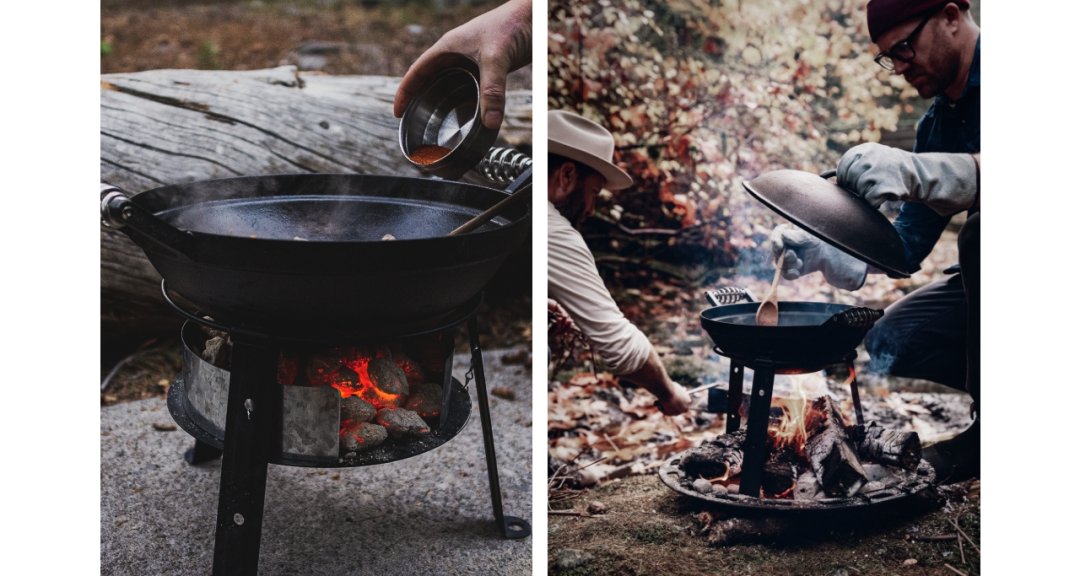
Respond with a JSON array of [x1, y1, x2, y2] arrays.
[[553, 185, 591, 229]]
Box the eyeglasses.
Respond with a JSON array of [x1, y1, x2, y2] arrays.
[[873, 10, 936, 71]]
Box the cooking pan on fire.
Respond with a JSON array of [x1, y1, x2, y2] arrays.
[[700, 289, 882, 370], [101, 173, 530, 334]]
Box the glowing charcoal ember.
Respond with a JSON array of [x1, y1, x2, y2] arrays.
[[366, 357, 409, 398], [375, 408, 431, 437], [306, 349, 346, 386], [404, 382, 443, 419], [277, 353, 299, 386], [341, 396, 377, 423], [341, 421, 388, 453], [393, 353, 427, 391]]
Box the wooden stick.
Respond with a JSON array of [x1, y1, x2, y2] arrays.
[[950, 516, 981, 555], [958, 533, 965, 564], [548, 509, 595, 518], [943, 563, 967, 576], [912, 534, 959, 542]]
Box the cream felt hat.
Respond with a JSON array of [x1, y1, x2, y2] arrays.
[[548, 110, 633, 190]]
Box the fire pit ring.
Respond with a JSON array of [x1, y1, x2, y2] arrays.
[[658, 453, 935, 516]]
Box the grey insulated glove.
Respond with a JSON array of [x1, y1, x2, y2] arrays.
[[837, 142, 978, 216], [769, 224, 868, 291]]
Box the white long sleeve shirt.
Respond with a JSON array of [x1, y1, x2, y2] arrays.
[[548, 202, 652, 374]]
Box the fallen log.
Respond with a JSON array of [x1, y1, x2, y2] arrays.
[[100, 66, 531, 336], [804, 396, 867, 497]]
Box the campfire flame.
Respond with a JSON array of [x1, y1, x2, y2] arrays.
[[769, 380, 811, 456]]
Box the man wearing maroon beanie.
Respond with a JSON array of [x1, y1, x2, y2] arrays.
[[770, 2, 981, 483]]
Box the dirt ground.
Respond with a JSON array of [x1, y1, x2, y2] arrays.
[[102, 1, 511, 78], [549, 475, 981, 576]]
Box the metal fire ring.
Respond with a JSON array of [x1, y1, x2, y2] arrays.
[[658, 454, 936, 516]]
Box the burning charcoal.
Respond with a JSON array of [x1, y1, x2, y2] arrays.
[[306, 350, 345, 386], [404, 382, 443, 419], [341, 396, 377, 423], [367, 357, 409, 398], [692, 478, 715, 494], [277, 353, 300, 386], [202, 336, 231, 368], [805, 396, 868, 497], [847, 421, 922, 471], [375, 408, 431, 437], [341, 421, 388, 452], [392, 352, 427, 391], [679, 430, 745, 480]]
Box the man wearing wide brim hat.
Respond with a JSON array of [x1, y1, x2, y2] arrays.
[[769, 1, 980, 483], [547, 110, 690, 416]]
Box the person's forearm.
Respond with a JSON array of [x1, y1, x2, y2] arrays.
[[621, 348, 673, 399]]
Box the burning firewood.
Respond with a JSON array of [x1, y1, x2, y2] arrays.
[[341, 421, 388, 452], [375, 408, 431, 437], [804, 396, 868, 497], [762, 458, 798, 498], [341, 396, 377, 423], [404, 382, 443, 419], [847, 421, 922, 471], [679, 430, 745, 480]]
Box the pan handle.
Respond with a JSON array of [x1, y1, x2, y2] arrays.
[[101, 183, 195, 259], [819, 169, 837, 180], [447, 166, 532, 237]]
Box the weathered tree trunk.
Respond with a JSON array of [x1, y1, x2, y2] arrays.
[[804, 396, 867, 497], [100, 66, 531, 336]]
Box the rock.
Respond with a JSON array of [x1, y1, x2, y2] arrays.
[[576, 468, 601, 487], [341, 396, 377, 423], [341, 422, 387, 452], [492, 387, 516, 401], [692, 478, 714, 494], [586, 501, 607, 515], [404, 383, 443, 419], [902, 558, 918, 566], [375, 408, 430, 437]]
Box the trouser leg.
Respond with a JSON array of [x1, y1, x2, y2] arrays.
[[864, 268, 967, 391]]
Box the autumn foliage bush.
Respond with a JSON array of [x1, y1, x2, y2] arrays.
[[548, 0, 918, 279]]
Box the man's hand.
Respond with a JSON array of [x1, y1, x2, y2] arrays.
[[393, 0, 531, 130], [837, 142, 979, 215], [655, 384, 692, 416], [769, 224, 868, 291]]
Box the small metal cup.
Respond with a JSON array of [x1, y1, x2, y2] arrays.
[[398, 55, 499, 180]]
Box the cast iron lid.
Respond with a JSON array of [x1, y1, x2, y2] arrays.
[[742, 169, 910, 279]]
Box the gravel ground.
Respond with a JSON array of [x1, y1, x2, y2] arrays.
[[100, 348, 533, 576]]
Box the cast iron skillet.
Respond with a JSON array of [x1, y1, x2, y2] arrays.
[[101, 173, 530, 335], [700, 301, 881, 371]]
